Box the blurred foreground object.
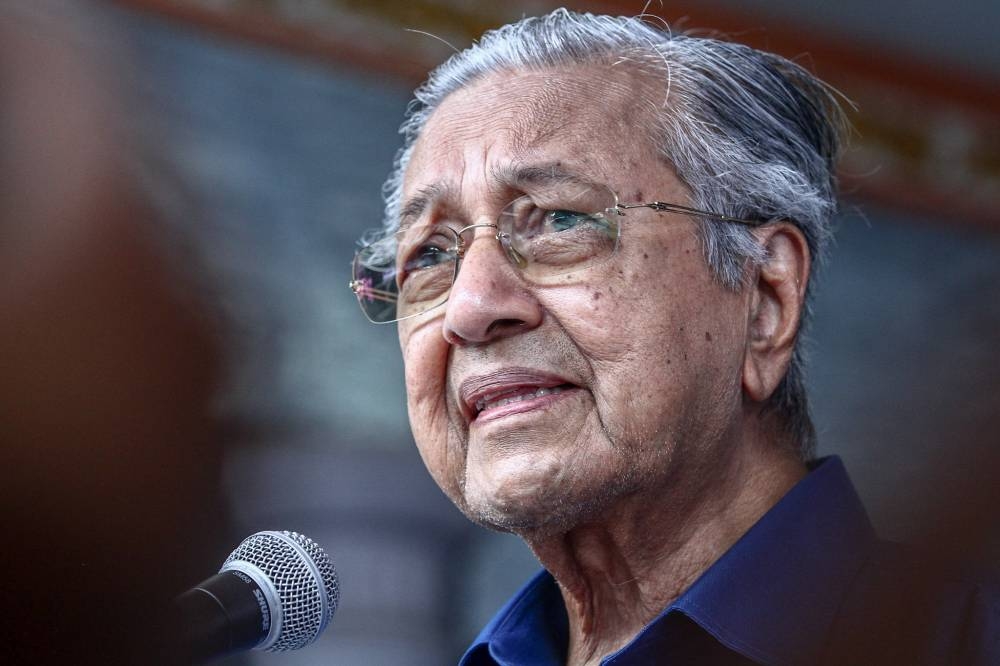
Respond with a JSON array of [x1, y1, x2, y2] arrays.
[[0, 3, 229, 663]]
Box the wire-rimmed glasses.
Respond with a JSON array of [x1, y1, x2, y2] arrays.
[[349, 184, 761, 324]]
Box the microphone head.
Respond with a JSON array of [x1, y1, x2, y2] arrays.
[[221, 530, 339, 652]]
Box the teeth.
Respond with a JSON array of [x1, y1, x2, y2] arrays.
[[476, 386, 566, 413]]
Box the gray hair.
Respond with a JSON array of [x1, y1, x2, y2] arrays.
[[379, 9, 849, 459]]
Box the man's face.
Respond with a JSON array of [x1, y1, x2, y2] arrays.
[[398, 66, 752, 535]]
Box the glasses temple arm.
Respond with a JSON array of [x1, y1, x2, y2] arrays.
[[616, 202, 762, 226]]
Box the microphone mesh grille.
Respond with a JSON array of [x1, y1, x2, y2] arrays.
[[284, 531, 341, 620], [224, 530, 339, 652]]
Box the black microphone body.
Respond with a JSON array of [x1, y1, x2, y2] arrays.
[[175, 570, 274, 663]]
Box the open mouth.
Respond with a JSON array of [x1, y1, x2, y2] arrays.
[[472, 383, 576, 420], [459, 368, 581, 425]]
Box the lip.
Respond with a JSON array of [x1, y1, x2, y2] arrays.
[[459, 367, 578, 424]]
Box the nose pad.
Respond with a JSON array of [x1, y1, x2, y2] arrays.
[[451, 223, 505, 281], [497, 232, 527, 269], [449, 228, 512, 293]]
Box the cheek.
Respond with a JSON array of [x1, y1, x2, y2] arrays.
[[400, 324, 463, 492], [547, 235, 744, 435], [545, 264, 667, 367]]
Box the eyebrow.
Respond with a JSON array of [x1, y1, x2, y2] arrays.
[[398, 182, 451, 231], [491, 162, 599, 191], [397, 162, 599, 229]]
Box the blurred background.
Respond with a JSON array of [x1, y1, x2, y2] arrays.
[[2, 0, 997, 663]]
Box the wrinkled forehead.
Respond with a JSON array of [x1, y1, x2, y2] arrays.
[[402, 65, 663, 207]]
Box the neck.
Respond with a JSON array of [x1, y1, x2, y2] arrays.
[[521, 430, 806, 665]]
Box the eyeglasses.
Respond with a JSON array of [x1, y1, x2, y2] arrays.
[[349, 184, 762, 324]]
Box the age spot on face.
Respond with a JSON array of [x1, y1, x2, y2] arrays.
[[705, 331, 712, 342]]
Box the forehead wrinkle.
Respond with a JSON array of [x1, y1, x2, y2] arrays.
[[503, 65, 659, 152], [508, 94, 574, 154], [405, 99, 525, 222], [404, 65, 665, 228], [507, 75, 597, 153]]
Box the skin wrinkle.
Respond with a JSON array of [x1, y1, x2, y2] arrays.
[[398, 64, 809, 665], [500, 64, 663, 161], [448, 326, 620, 532]]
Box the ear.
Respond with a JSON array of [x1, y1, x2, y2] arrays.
[[742, 223, 811, 403]]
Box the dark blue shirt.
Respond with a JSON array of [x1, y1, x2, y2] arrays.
[[460, 457, 999, 665]]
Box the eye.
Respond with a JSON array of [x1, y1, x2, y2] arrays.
[[405, 244, 450, 271], [396, 227, 457, 286], [515, 205, 593, 236], [545, 209, 593, 232]]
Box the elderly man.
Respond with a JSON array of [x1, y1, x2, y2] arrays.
[[350, 9, 996, 666]]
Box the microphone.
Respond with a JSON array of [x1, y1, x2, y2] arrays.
[[174, 530, 340, 663]]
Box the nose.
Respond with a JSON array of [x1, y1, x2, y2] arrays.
[[442, 227, 543, 346]]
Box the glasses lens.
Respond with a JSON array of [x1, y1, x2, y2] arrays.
[[352, 222, 459, 323], [396, 222, 457, 320], [498, 185, 619, 281], [352, 246, 402, 324], [353, 186, 620, 323]]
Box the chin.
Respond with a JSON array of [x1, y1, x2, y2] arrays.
[[462, 468, 638, 538]]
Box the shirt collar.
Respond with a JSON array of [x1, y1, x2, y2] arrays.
[[462, 456, 876, 666], [462, 568, 567, 665], [618, 456, 877, 665]]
